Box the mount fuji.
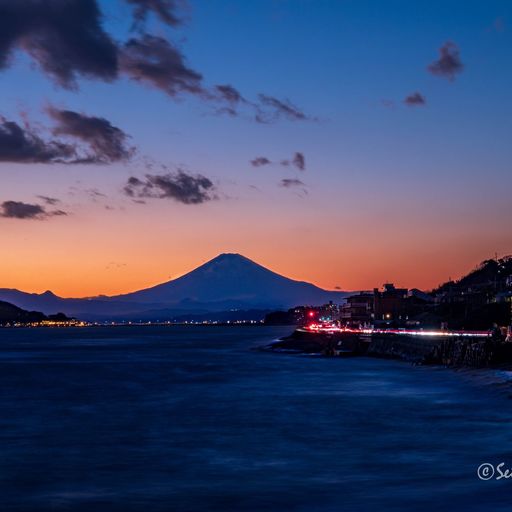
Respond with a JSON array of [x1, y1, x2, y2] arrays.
[[0, 253, 349, 320]]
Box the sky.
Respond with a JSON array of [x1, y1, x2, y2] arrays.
[[0, 0, 511, 297]]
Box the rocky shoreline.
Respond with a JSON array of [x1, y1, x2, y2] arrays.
[[265, 329, 512, 368]]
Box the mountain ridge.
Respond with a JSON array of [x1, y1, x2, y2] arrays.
[[0, 253, 349, 320], [110, 253, 343, 304]]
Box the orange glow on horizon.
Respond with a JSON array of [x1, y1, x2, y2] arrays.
[[1, 240, 509, 298], [1, 193, 510, 298]]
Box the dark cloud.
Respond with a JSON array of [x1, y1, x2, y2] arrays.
[[0, 0, 118, 89], [404, 92, 426, 107], [124, 170, 217, 204], [0, 201, 45, 219], [0, 2, 313, 124], [427, 41, 463, 81], [0, 118, 76, 163], [292, 152, 305, 171], [280, 178, 305, 188], [125, 0, 182, 28], [250, 157, 271, 167], [0, 200, 67, 220], [256, 94, 309, 123], [48, 107, 134, 163], [0, 109, 134, 165], [120, 35, 204, 97]]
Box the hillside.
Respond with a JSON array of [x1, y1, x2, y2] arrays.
[[0, 300, 46, 325], [434, 256, 512, 294]]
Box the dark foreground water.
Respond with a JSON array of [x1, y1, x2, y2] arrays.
[[1, 326, 512, 511]]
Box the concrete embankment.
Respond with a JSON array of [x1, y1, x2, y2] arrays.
[[366, 334, 438, 363], [268, 330, 512, 368], [368, 335, 512, 367]]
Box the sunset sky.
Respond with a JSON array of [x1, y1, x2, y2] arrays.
[[0, 0, 511, 297]]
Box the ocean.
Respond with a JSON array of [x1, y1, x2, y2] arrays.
[[1, 325, 511, 511]]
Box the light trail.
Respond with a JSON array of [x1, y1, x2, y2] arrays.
[[300, 324, 492, 338]]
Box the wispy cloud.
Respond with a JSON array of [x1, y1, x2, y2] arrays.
[[215, 84, 246, 104], [37, 195, 61, 206], [211, 86, 313, 124], [125, 0, 182, 28], [256, 94, 310, 123]]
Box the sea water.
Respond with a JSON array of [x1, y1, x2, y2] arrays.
[[1, 325, 511, 511]]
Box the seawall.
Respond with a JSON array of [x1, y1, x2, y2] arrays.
[[269, 330, 512, 368]]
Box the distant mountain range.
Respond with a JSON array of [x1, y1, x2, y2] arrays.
[[0, 253, 349, 321]]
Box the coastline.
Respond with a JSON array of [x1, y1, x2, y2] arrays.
[[264, 328, 512, 370]]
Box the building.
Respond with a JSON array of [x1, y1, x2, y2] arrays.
[[341, 284, 437, 327], [373, 283, 409, 323], [340, 292, 374, 326]]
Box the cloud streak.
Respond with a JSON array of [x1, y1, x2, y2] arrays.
[[212, 87, 313, 124], [37, 195, 61, 205], [256, 94, 310, 123], [280, 178, 306, 188]]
